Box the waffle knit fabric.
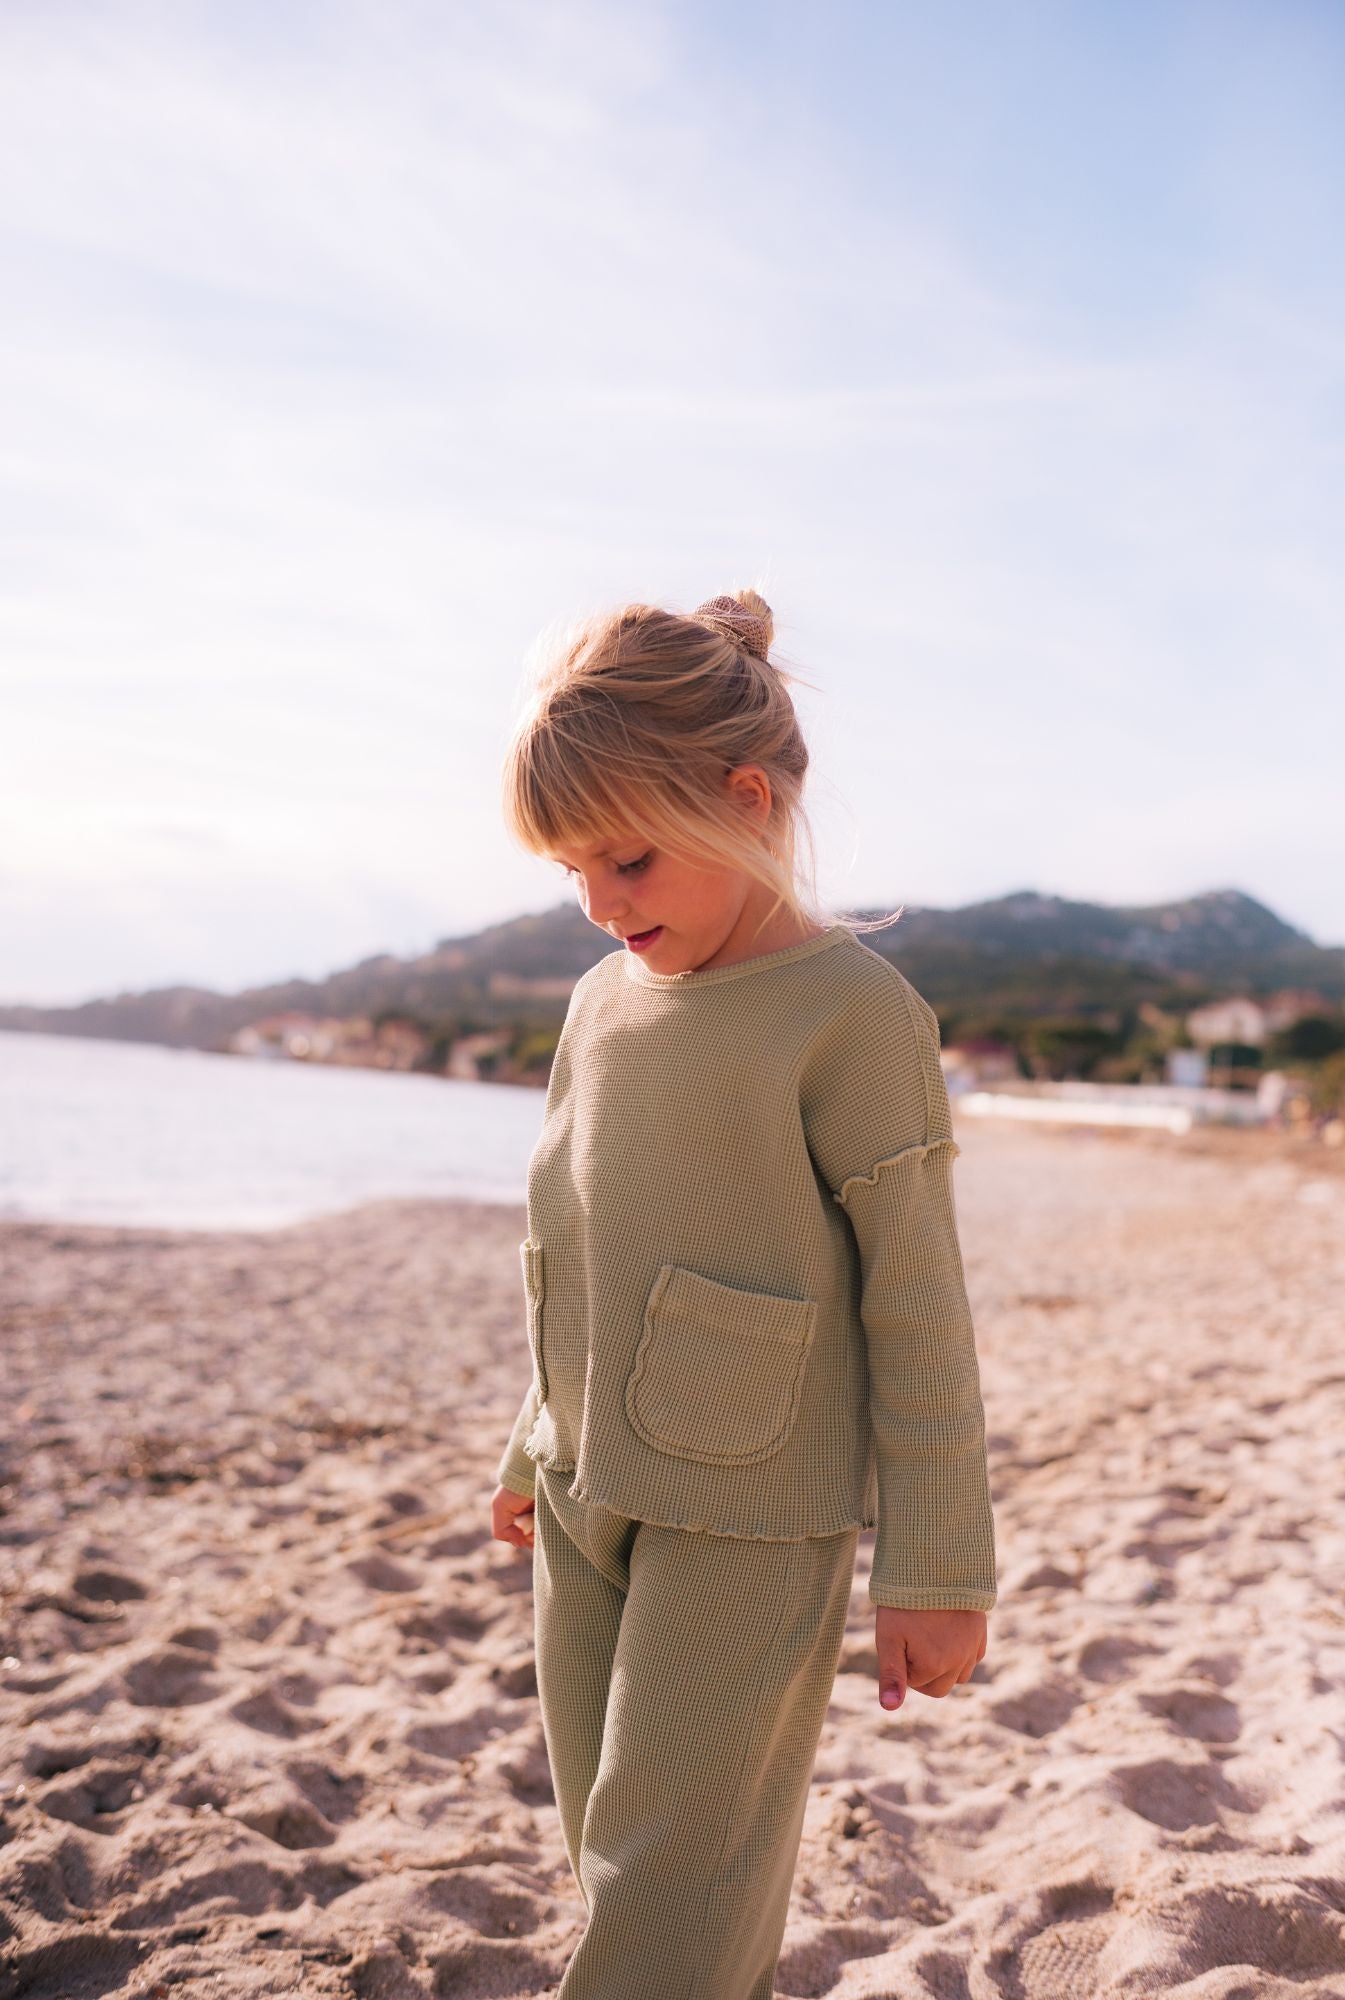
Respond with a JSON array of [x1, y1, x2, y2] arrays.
[[533, 1466, 857, 1999], [496, 920, 998, 1611]]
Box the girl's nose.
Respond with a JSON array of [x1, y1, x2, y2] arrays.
[[582, 885, 628, 927]]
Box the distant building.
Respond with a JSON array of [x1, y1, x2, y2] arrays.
[[228, 1012, 342, 1060], [370, 1019, 431, 1069], [1166, 1047, 1208, 1088], [942, 1042, 1019, 1092], [227, 1012, 429, 1072], [1262, 989, 1331, 1033], [1186, 997, 1269, 1047], [447, 1029, 512, 1080]]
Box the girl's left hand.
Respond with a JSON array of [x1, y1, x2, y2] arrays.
[[492, 1483, 536, 1551], [874, 1605, 987, 1711]]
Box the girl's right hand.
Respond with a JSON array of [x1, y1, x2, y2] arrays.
[[492, 1483, 536, 1550], [874, 1604, 986, 1710]]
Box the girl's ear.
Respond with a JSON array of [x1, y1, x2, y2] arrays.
[[724, 764, 772, 817]]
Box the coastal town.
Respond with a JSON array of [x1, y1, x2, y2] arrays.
[[224, 978, 1345, 1143]]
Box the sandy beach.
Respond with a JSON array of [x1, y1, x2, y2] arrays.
[[2, 1119, 1343, 1998]]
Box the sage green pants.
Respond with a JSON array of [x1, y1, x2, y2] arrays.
[[532, 1465, 859, 2000]]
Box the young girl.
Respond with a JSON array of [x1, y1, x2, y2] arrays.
[[489, 588, 997, 2000]]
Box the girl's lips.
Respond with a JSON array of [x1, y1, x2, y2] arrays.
[[624, 926, 663, 952]]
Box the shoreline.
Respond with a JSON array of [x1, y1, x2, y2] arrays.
[[3, 1104, 1342, 1244]]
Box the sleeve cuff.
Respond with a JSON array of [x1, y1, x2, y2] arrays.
[[869, 1581, 996, 1611], [497, 1466, 537, 1501]]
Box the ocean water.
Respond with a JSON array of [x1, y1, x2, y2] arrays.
[[0, 1029, 542, 1231]]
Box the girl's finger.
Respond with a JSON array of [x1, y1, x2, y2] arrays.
[[877, 1636, 908, 1709], [911, 1668, 960, 1698]]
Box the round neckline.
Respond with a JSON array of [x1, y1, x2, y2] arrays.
[[622, 920, 853, 988]]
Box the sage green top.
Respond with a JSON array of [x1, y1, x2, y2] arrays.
[[495, 921, 997, 1611]]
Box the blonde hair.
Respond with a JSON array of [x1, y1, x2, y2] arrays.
[[501, 586, 903, 947]]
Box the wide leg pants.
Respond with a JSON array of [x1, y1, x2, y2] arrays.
[[532, 1464, 860, 2000]]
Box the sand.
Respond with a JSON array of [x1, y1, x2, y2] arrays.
[[1, 1120, 1343, 1998]]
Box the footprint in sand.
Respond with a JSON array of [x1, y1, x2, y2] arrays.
[[986, 1678, 1081, 1737], [488, 1650, 537, 1700], [24, 1724, 158, 1779], [229, 1685, 322, 1739], [70, 1566, 148, 1603], [909, 1945, 973, 2000], [1112, 1754, 1253, 1832], [347, 1552, 423, 1593], [108, 1855, 304, 1932], [1073, 1633, 1165, 1683], [983, 1877, 1118, 2000], [165, 1623, 221, 1654], [36, 1759, 145, 1828], [1120, 1530, 1214, 1569], [1137, 1682, 1241, 1744], [0, 1933, 145, 2000], [404, 1708, 502, 1761], [1174, 1649, 1240, 1688], [421, 1935, 556, 1997], [229, 1783, 337, 1849], [398, 1602, 489, 1647], [347, 1939, 428, 2000], [406, 1662, 457, 1695], [1040, 1875, 1116, 1924], [426, 1527, 491, 1559], [775, 1919, 898, 1996], [122, 1645, 220, 1708], [283, 1757, 366, 1824], [1, 1662, 70, 1697], [1009, 1559, 1080, 1592], [501, 1724, 556, 1807], [420, 1865, 546, 1937], [1103, 1878, 1345, 1985]]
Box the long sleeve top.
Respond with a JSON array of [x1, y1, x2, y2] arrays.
[[495, 921, 997, 1611]]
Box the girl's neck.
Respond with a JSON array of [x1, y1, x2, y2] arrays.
[[695, 906, 829, 974]]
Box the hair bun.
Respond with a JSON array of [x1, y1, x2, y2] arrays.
[[693, 591, 774, 662]]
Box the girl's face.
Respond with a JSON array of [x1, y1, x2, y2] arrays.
[[546, 767, 799, 974]]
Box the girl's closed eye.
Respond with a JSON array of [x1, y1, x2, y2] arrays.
[[558, 854, 652, 878]]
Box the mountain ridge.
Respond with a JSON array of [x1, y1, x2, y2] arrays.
[[2, 887, 1339, 1053]]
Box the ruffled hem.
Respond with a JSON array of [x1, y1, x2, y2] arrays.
[[832, 1135, 961, 1208], [540, 1465, 876, 1543]]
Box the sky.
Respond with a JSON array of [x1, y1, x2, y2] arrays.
[[3, 0, 1343, 1006]]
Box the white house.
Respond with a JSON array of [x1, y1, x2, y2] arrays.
[[1186, 997, 1269, 1047]]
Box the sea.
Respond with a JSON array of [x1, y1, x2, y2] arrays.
[[0, 1029, 542, 1231]]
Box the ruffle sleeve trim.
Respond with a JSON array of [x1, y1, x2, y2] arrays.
[[832, 1135, 961, 1209]]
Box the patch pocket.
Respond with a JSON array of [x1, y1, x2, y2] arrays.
[[519, 1239, 547, 1403], [624, 1264, 817, 1467]]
